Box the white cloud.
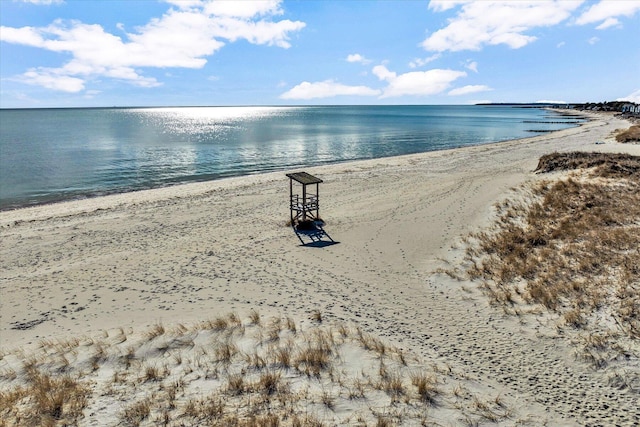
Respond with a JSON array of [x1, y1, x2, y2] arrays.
[[536, 99, 567, 104], [588, 36, 599, 44], [428, 1, 469, 12], [617, 89, 640, 103], [162, 0, 203, 12], [346, 53, 371, 64], [448, 84, 491, 96], [465, 60, 478, 72], [84, 89, 101, 99], [468, 99, 492, 104], [408, 54, 441, 68], [164, 0, 282, 17], [372, 65, 397, 81], [557, 41, 565, 48], [21, 68, 86, 92], [0, 0, 305, 92], [280, 80, 381, 100], [203, 0, 283, 18], [373, 65, 467, 98], [595, 17, 621, 30], [19, 0, 63, 4], [422, 1, 583, 52], [575, 0, 640, 28]]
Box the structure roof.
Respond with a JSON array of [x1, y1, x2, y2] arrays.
[[286, 172, 323, 185]]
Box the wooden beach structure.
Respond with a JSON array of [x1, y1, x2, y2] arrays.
[[286, 172, 323, 226]]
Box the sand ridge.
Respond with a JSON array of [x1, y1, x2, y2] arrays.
[[1, 111, 639, 425]]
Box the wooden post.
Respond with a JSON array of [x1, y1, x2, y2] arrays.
[[316, 182, 320, 220], [289, 178, 294, 224], [302, 183, 307, 221]]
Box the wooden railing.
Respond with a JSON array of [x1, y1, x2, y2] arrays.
[[290, 194, 319, 211]]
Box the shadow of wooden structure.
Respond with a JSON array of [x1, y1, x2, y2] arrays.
[[286, 171, 337, 246], [293, 225, 336, 247], [286, 171, 323, 226]]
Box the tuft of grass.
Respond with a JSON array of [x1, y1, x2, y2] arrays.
[[120, 346, 136, 370], [285, 316, 297, 334], [214, 341, 238, 364], [375, 415, 394, 427], [0, 368, 90, 426], [255, 370, 284, 396], [246, 352, 267, 370], [410, 371, 439, 405], [249, 309, 261, 325], [227, 373, 246, 396], [563, 308, 586, 328], [310, 310, 322, 323], [471, 395, 511, 422], [143, 364, 163, 382], [321, 390, 335, 410], [382, 373, 405, 398], [206, 316, 230, 331], [266, 318, 282, 342], [291, 414, 325, 427], [273, 345, 293, 369], [145, 323, 165, 340], [295, 347, 330, 377], [356, 328, 386, 355], [122, 398, 151, 426], [181, 396, 225, 421]]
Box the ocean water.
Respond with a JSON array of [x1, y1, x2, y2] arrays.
[[0, 105, 583, 210]]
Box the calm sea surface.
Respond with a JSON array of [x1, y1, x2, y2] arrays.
[[0, 105, 583, 210]]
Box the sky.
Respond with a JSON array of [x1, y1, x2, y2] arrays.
[[1, 0, 639, 108]]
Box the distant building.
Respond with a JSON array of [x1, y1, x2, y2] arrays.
[[566, 101, 638, 115], [622, 103, 640, 115]]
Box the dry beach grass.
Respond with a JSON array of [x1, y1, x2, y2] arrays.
[[0, 312, 516, 426], [615, 124, 640, 143], [460, 151, 640, 385]]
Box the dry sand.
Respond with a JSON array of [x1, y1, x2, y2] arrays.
[[1, 111, 639, 425]]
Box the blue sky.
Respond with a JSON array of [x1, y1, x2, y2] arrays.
[[1, 0, 639, 108]]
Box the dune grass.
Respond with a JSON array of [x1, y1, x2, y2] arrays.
[[461, 152, 640, 373], [0, 366, 90, 426], [615, 124, 640, 143], [0, 312, 515, 426]]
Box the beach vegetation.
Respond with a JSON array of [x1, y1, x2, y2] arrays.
[[122, 397, 152, 425], [462, 151, 640, 368], [145, 323, 165, 340], [0, 312, 522, 426], [249, 309, 261, 325], [0, 367, 90, 426], [410, 371, 440, 405], [615, 124, 640, 143], [310, 309, 322, 323]]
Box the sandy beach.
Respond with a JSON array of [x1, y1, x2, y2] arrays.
[[2, 111, 639, 426]]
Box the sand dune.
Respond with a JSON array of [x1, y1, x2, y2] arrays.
[[1, 111, 639, 425]]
